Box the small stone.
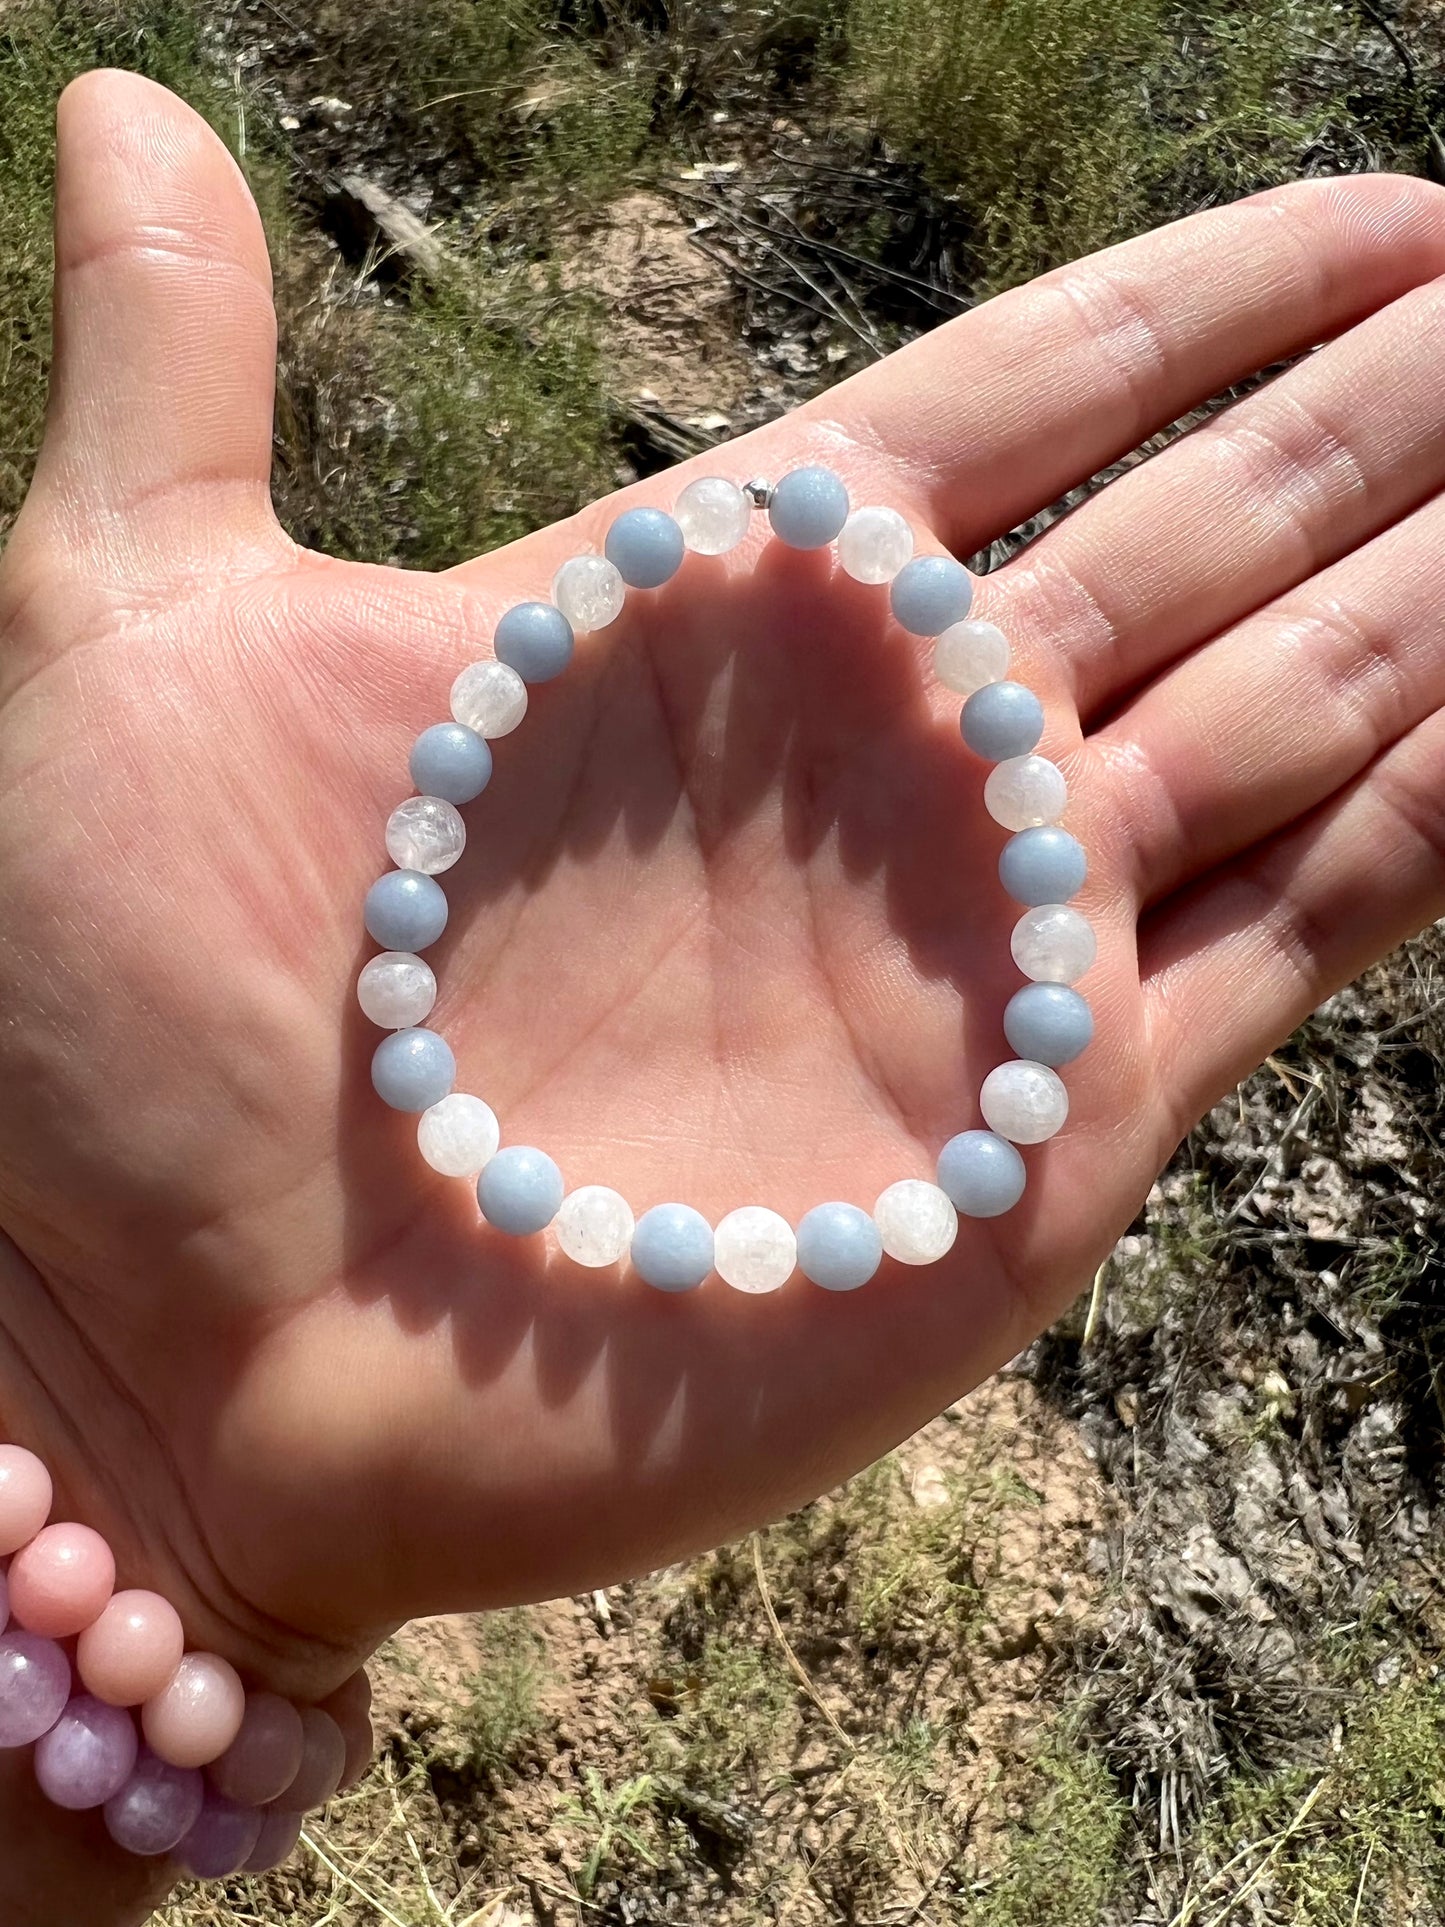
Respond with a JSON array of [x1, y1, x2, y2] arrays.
[[356, 951, 437, 1029], [1010, 904, 1097, 983], [936, 1131, 1027, 1218], [934, 619, 1009, 695], [768, 466, 849, 549], [478, 1146, 565, 1235], [553, 555, 626, 632], [837, 506, 914, 584], [873, 1180, 958, 1265], [961, 681, 1045, 761], [674, 476, 751, 555], [555, 1186, 635, 1267], [386, 795, 466, 874], [408, 723, 492, 805], [713, 1206, 796, 1293], [890, 555, 973, 635], [1003, 984, 1093, 1067], [984, 755, 1067, 831], [418, 1094, 499, 1177], [979, 1060, 1069, 1144], [631, 1204, 714, 1292], [364, 871, 449, 952], [998, 827, 1087, 906], [450, 659, 529, 737], [604, 508, 686, 588], [494, 603, 574, 684], [796, 1202, 882, 1290], [371, 1029, 455, 1113]]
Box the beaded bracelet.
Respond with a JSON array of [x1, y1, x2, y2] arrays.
[[0, 1444, 371, 1878], [361, 467, 1096, 1292]]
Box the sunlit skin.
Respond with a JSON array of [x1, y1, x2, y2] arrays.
[[4, 69, 1445, 1915]]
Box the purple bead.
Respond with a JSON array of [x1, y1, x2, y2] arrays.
[[175, 1790, 264, 1877], [104, 1747, 205, 1856], [34, 1693, 138, 1809], [244, 1803, 304, 1872], [0, 1630, 71, 1747]]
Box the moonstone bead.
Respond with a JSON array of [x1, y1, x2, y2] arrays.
[[796, 1202, 882, 1291], [385, 795, 466, 876], [494, 601, 575, 683], [768, 465, 849, 549], [936, 1131, 1026, 1218], [0, 1446, 52, 1555], [175, 1791, 264, 1878], [244, 1804, 305, 1872], [371, 1028, 455, 1113], [984, 755, 1067, 831], [605, 507, 685, 588], [209, 1691, 305, 1807], [356, 951, 437, 1030], [364, 870, 449, 952], [1010, 903, 1097, 983], [77, 1590, 185, 1707], [408, 722, 492, 805], [418, 1093, 499, 1177], [8, 1522, 115, 1638], [890, 554, 973, 635], [873, 1180, 958, 1265], [961, 680, 1045, 761], [675, 476, 751, 554], [713, 1206, 796, 1293], [553, 554, 626, 632], [0, 1630, 71, 1745], [278, 1707, 345, 1811], [933, 619, 1009, 696], [631, 1204, 714, 1292], [477, 1146, 565, 1235], [999, 827, 1088, 906], [34, 1693, 138, 1809], [555, 1186, 635, 1267], [1004, 983, 1094, 1067], [141, 1652, 246, 1770], [837, 506, 914, 584], [451, 657, 529, 737], [103, 1749, 205, 1856], [980, 1060, 1070, 1144]]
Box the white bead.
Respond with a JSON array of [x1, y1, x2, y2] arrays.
[[385, 795, 467, 875], [552, 555, 625, 633], [357, 952, 437, 1029], [873, 1180, 958, 1264], [713, 1206, 796, 1293], [556, 1186, 635, 1267], [984, 756, 1068, 832], [450, 659, 528, 738], [934, 619, 1009, 695], [980, 1060, 1069, 1144], [417, 1093, 499, 1176], [837, 506, 914, 584], [1010, 904, 1097, 984], [674, 477, 751, 555]]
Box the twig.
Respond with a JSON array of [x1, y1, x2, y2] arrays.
[[1197, 1777, 1329, 1927], [752, 1534, 856, 1752], [1083, 1256, 1109, 1346]]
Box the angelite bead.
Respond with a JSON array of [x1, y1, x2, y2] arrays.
[[873, 1180, 958, 1265], [984, 755, 1067, 831], [0, 1445, 52, 1555], [244, 1804, 304, 1873], [935, 1131, 1026, 1219], [209, 1691, 305, 1807], [674, 476, 751, 555], [279, 1707, 345, 1811], [0, 1630, 71, 1746], [555, 1186, 635, 1267], [386, 795, 466, 875], [837, 506, 913, 584], [631, 1204, 714, 1292], [890, 554, 973, 635], [408, 722, 492, 805], [713, 1206, 796, 1294], [1003, 983, 1094, 1068], [8, 1522, 115, 1639], [605, 507, 685, 589], [553, 554, 626, 632], [477, 1146, 565, 1236], [364, 870, 449, 952], [34, 1693, 138, 1809], [494, 601, 575, 684], [999, 827, 1088, 907], [1010, 904, 1097, 984], [961, 680, 1044, 761], [980, 1060, 1069, 1144], [934, 619, 1009, 696], [768, 465, 849, 549], [371, 1028, 455, 1113], [417, 1093, 499, 1178], [103, 1749, 205, 1856], [141, 1652, 246, 1770], [451, 658, 529, 737], [77, 1590, 185, 1707], [356, 951, 437, 1030], [796, 1202, 882, 1291], [175, 1791, 264, 1878]]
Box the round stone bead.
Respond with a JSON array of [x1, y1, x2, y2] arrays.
[[0, 1565, 8, 1637], [356, 951, 437, 1030], [0, 1630, 71, 1746], [278, 1707, 345, 1812], [873, 1180, 958, 1265], [0, 1445, 52, 1555], [768, 465, 849, 549], [553, 554, 626, 633], [408, 722, 492, 805], [8, 1522, 115, 1638], [322, 1672, 374, 1792], [961, 681, 1044, 761], [631, 1204, 714, 1292], [933, 619, 1009, 696], [34, 1693, 138, 1809], [364, 870, 449, 952], [604, 507, 685, 588], [555, 1186, 635, 1268], [477, 1146, 565, 1236], [837, 506, 914, 584], [77, 1590, 185, 1707], [936, 1131, 1027, 1219], [984, 755, 1067, 831], [1010, 903, 1097, 984], [371, 1028, 455, 1113], [103, 1749, 205, 1856], [890, 554, 973, 635], [209, 1692, 305, 1807], [141, 1652, 246, 1770], [494, 601, 575, 684], [1004, 983, 1094, 1067], [244, 1804, 305, 1873], [175, 1791, 264, 1878], [386, 795, 466, 875], [451, 658, 529, 738], [796, 1202, 882, 1291], [713, 1206, 796, 1294], [980, 1060, 1069, 1144], [998, 827, 1088, 907], [417, 1093, 499, 1178], [674, 476, 751, 555]]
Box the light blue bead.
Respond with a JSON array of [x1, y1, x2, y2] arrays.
[[371, 1027, 455, 1112], [494, 603, 574, 684], [796, 1201, 882, 1290], [890, 555, 973, 635], [999, 827, 1088, 906], [936, 1131, 1026, 1218], [604, 507, 685, 589], [364, 869, 449, 951], [631, 1203, 714, 1292], [1003, 983, 1094, 1067], [768, 466, 849, 549], [477, 1146, 564, 1235], [408, 723, 493, 805], [961, 681, 1044, 761]]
